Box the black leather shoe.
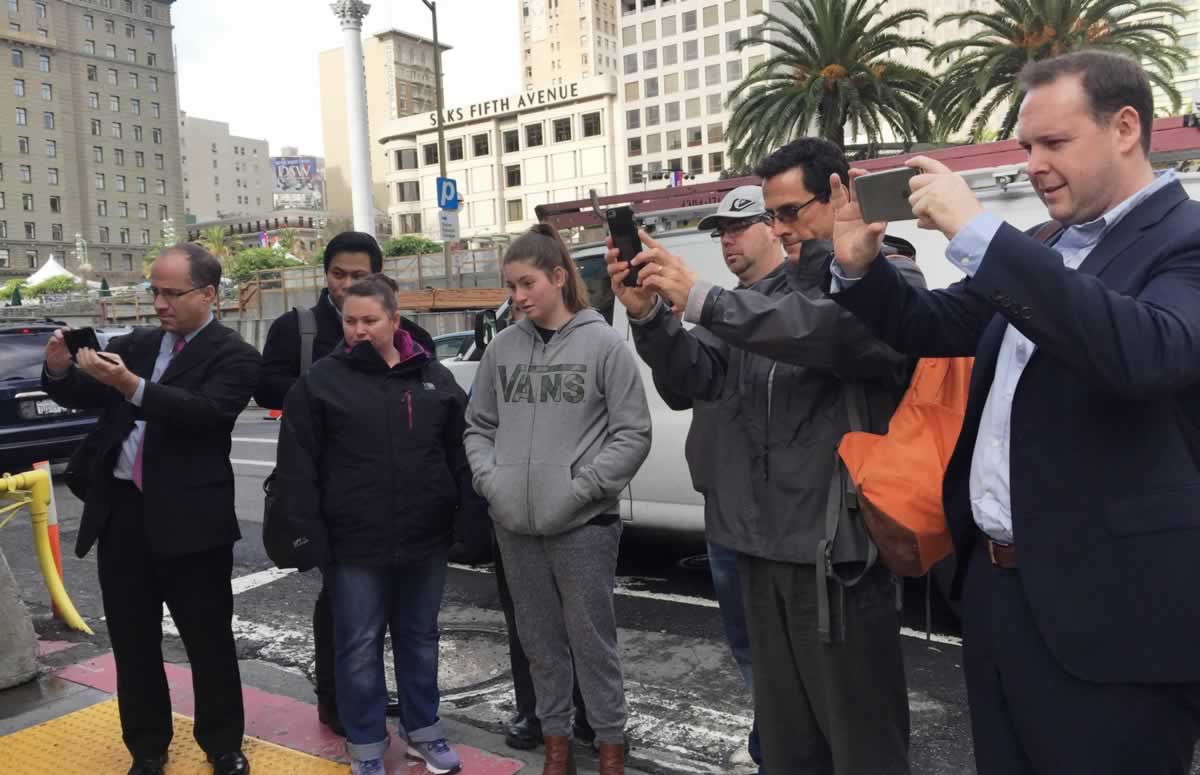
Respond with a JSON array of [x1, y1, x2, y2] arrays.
[[504, 713, 543, 750], [208, 750, 251, 775], [127, 753, 167, 775], [318, 701, 345, 736]]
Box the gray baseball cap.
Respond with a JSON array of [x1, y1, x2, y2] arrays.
[[697, 185, 769, 230]]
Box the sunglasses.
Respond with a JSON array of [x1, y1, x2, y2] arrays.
[[710, 215, 773, 239], [765, 196, 820, 224]]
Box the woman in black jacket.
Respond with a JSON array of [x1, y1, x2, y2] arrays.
[[275, 273, 477, 775]]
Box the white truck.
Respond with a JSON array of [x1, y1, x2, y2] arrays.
[[446, 127, 1200, 538]]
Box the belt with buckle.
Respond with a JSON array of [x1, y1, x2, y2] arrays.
[[987, 539, 1017, 569]]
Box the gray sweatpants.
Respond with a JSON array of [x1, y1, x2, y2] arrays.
[[494, 520, 626, 743]]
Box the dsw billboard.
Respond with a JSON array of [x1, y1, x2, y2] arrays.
[[272, 156, 324, 210]]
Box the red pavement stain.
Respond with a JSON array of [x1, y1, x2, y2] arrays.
[[57, 652, 524, 774], [37, 639, 76, 656]]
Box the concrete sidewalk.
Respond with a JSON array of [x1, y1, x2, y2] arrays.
[[0, 638, 651, 774]]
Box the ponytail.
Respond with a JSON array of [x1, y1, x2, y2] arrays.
[[503, 223, 590, 313]]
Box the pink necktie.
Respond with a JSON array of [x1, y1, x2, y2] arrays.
[[132, 336, 185, 491]]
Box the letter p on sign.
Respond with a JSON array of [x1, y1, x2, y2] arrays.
[[437, 177, 458, 210]]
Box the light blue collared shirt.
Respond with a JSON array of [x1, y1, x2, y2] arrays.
[[837, 170, 1176, 543], [112, 314, 215, 480]]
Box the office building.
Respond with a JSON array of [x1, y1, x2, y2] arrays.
[[380, 76, 621, 240], [318, 29, 450, 221], [0, 0, 184, 283], [519, 0, 621, 90], [179, 112, 271, 222]]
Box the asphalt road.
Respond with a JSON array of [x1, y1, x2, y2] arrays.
[[4, 408, 1195, 774]]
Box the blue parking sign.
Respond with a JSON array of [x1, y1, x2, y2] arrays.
[[436, 177, 458, 210]]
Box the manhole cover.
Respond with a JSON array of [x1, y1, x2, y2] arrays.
[[382, 626, 511, 697]]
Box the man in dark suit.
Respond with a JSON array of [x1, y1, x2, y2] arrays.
[[829, 50, 1200, 774], [43, 244, 261, 775], [253, 230, 379, 734]]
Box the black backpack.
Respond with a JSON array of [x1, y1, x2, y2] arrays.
[[262, 306, 321, 570]]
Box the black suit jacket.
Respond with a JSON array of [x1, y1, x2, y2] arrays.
[[834, 180, 1200, 684], [252, 289, 344, 410], [43, 321, 261, 559]]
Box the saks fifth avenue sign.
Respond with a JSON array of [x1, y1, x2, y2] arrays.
[[428, 82, 583, 127]]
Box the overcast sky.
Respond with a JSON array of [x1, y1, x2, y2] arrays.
[[172, 0, 520, 157]]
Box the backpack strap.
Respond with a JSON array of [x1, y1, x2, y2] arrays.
[[816, 382, 880, 643], [1029, 220, 1064, 245], [295, 305, 317, 373]]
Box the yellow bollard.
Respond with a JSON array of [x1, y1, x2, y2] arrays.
[[0, 469, 92, 635]]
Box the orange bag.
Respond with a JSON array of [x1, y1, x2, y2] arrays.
[[839, 357, 973, 577]]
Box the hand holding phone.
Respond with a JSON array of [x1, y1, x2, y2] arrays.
[[63, 327, 101, 357], [607, 206, 644, 287]]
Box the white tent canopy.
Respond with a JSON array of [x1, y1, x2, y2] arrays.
[[24, 256, 101, 289]]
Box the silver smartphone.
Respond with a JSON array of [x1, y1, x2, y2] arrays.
[[855, 168, 919, 223]]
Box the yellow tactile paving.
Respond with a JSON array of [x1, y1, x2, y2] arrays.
[[0, 699, 348, 774]]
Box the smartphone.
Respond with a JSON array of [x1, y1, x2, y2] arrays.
[[855, 167, 920, 224], [607, 206, 643, 287], [63, 327, 101, 357]]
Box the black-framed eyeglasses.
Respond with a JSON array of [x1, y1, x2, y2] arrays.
[[765, 197, 819, 224], [710, 215, 773, 240], [149, 285, 206, 302]]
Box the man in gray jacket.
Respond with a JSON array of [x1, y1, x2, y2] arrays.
[[607, 138, 924, 775]]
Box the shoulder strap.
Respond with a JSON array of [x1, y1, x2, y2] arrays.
[[295, 305, 317, 373], [1030, 220, 1064, 244]]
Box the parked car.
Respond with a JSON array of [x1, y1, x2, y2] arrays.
[[0, 323, 100, 472], [433, 329, 474, 361]]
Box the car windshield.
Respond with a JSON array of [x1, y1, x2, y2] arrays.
[[435, 337, 465, 360], [0, 333, 49, 381]]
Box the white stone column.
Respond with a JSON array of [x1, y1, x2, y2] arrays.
[[331, 0, 376, 238]]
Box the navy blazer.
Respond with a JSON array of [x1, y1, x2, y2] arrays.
[[834, 180, 1200, 684]]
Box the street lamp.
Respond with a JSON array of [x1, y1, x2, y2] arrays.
[[73, 233, 91, 273], [421, 0, 455, 288]]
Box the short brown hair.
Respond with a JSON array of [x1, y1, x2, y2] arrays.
[[167, 242, 222, 289], [345, 273, 400, 317], [503, 224, 590, 313], [1020, 50, 1154, 154]]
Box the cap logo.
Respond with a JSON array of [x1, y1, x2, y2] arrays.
[[730, 197, 755, 211]]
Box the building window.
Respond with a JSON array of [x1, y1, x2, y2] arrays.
[[146, 52, 157, 67], [101, 252, 112, 270], [119, 228, 129, 244], [93, 146, 104, 162], [10, 48, 21, 68], [42, 111, 53, 129], [708, 93, 723, 114], [47, 167, 57, 185], [582, 112, 602, 137], [646, 133, 662, 154], [625, 81, 639, 101], [138, 202, 148, 219], [503, 129, 520, 154], [49, 195, 59, 213], [87, 92, 100, 109], [704, 34, 720, 57], [155, 179, 165, 195], [37, 55, 49, 72], [664, 72, 679, 95], [685, 68, 700, 90], [128, 72, 139, 89], [626, 109, 640, 130], [623, 53, 637, 74], [525, 123, 544, 147], [422, 143, 438, 165], [686, 97, 702, 119], [0, 249, 7, 267], [448, 137, 464, 161], [152, 153, 161, 169], [687, 126, 704, 147], [666, 102, 681, 122], [97, 200, 107, 216], [111, 95, 121, 112], [622, 25, 636, 46], [667, 129, 682, 150], [130, 97, 140, 114], [505, 164, 521, 187], [151, 128, 161, 144], [84, 14, 94, 30], [395, 181, 419, 202], [17, 136, 28, 154], [133, 125, 143, 141], [551, 117, 571, 143], [144, 27, 154, 41], [139, 229, 150, 245], [506, 199, 523, 222], [684, 40, 698, 62], [645, 77, 659, 98], [39, 82, 50, 101], [21, 194, 33, 211], [136, 176, 145, 193], [18, 165, 30, 183], [126, 48, 136, 63], [472, 133, 489, 156], [158, 205, 167, 221], [104, 18, 114, 34], [125, 23, 135, 38], [111, 122, 122, 138], [15, 107, 26, 126], [148, 76, 158, 92], [105, 43, 116, 58], [643, 49, 657, 70], [0, 193, 5, 209], [151, 102, 160, 118], [87, 65, 97, 81], [107, 68, 118, 85], [627, 137, 642, 157], [683, 10, 697, 31], [628, 164, 643, 186], [116, 175, 126, 192], [44, 139, 54, 157], [12, 78, 23, 97], [727, 60, 743, 82], [706, 63, 721, 85], [689, 154, 704, 175], [51, 223, 62, 241], [26, 249, 38, 268], [645, 105, 661, 126]]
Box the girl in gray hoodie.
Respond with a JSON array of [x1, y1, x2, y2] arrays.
[[464, 224, 652, 775]]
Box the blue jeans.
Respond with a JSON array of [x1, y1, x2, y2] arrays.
[[328, 553, 448, 762], [708, 541, 765, 773]]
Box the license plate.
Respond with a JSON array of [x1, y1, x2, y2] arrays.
[[35, 399, 69, 416]]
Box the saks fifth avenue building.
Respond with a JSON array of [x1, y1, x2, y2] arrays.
[[379, 76, 623, 241]]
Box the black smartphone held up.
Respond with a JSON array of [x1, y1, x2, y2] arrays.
[[63, 327, 101, 357], [856, 167, 920, 224], [607, 206, 644, 287]]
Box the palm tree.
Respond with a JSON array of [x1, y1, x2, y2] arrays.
[[930, 0, 1189, 141], [199, 225, 240, 261], [725, 0, 937, 167]]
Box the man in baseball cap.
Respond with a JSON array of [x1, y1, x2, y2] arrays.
[[697, 186, 784, 287]]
